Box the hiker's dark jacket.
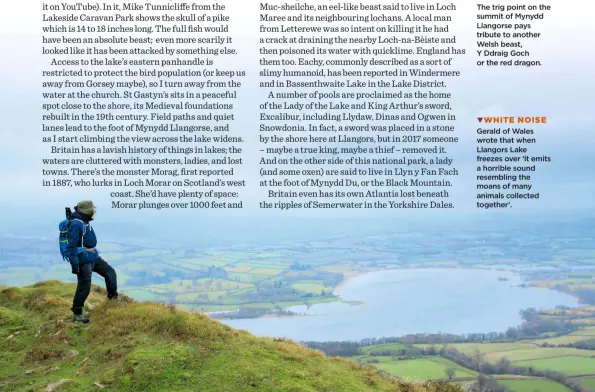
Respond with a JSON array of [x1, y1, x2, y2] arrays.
[[66, 211, 99, 267]]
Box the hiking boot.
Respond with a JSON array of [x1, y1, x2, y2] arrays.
[[108, 293, 119, 302], [73, 314, 89, 323]]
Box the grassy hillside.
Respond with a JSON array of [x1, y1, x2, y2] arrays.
[[0, 281, 462, 392]]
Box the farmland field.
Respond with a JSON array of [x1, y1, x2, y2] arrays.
[[371, 357, 476, 381], [574, 326, 595, 336], [529, 332, 595, 345], [361, 343, 408, 355], [292, 281, 326, 294], [249, 267, 284, 276], [483, 347, 595, 363], [514, 356, 595, 377], [415, 343, 536, 356], [499, 379, 572, 392], [580, 378, 595, 389], [224, 265, 253, 273]]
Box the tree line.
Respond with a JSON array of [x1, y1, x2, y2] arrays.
[[303, 310, 581, 356]]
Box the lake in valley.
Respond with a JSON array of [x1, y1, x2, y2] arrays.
[[222, 268, 579, 342]]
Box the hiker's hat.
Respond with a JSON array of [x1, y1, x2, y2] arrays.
[[76, 200, 96, 216]]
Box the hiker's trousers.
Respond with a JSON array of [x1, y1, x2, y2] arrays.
[[71, 257, 117, 315]]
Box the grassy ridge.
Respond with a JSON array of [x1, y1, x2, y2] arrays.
[[0, 281, 462, 392]]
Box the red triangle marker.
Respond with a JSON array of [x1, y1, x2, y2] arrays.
[[477, 117, 483, 122]]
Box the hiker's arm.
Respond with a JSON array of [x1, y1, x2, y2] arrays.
[[66, 222, 82, 267]]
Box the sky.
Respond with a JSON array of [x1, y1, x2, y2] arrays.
[[0, 0, 593, 230]]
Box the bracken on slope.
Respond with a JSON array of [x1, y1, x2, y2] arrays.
[[0, 281, 464, 392]]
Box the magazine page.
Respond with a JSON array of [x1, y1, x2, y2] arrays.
[[1, 0, 594, 391]]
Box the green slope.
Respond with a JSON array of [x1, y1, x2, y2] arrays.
[[0, 281, 463, 392]]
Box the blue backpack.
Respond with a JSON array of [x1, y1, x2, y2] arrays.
[[58, 207, 87, 261]]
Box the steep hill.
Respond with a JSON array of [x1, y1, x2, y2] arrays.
[[0, 281, 462, 392]]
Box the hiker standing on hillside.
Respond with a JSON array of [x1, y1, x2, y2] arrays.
[[66, 200, 118, 323]]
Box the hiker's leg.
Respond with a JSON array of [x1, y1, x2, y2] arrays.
[[71, 263, 93, 315], [93, 257, 118, 298]]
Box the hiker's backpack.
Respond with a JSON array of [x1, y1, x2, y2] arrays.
[[58, 207, 88, 261]]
